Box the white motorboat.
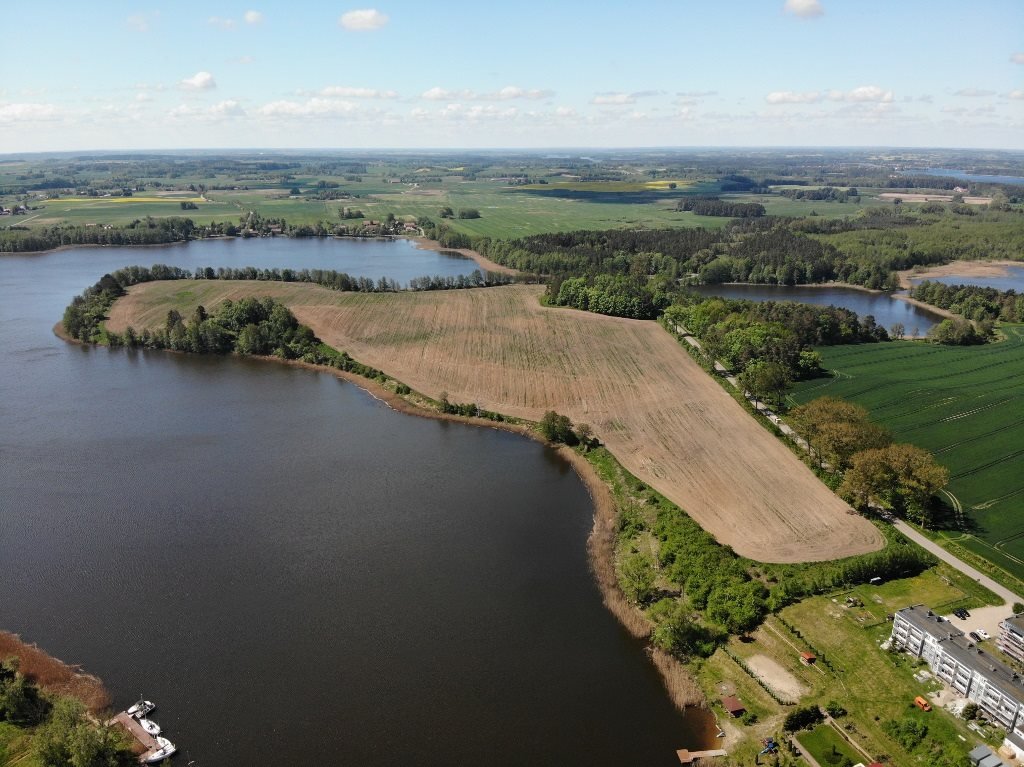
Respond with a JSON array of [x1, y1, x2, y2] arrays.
[[144, 736, 176, 763], [138, 718, 161, 736], [127, 698, 155, 718]]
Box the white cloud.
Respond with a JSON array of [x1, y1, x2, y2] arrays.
[[421, 85, 551, 101], [954, 87, 995, 97], [232, 55, 255, 65], [208, 16, 236, 29], [321, 85, 397, 99], [833, 85, 894, 103], [136, 92, 153, 102], [339, 9, 389, 31], [180, 71, 217, 91], [554, 106, 577, 118], [126, 14, 151, 33], [590, 90, 663, 105], [257, 98, 358, 118], [767, 85, 893, 105], [244, 10, 263, 24], [1009, 90, 1024, 101], [0, 102, 61, 124], [1011, 53, 1024, 65], [677, 90, 717, 98], [210, 100, 245, 117], [765, 90, 821, 104], [783, 0, 823, 18], [592, 93, 635, 105]]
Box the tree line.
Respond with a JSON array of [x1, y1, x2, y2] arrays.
[[911, 279, 1023, 323], [662, 296, 887, 405], [789, 397, 949, 527], [675, 196, 766, 217]]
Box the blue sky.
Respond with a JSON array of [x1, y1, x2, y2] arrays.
[[2, 0, 1023, 151]]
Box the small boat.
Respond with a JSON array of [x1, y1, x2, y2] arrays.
[[144, 736, 176, 763], [138, 718, 161, 736], [127, 698, 156, 718]]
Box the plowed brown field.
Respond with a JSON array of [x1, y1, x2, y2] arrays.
[[108, 282, 883, 563]]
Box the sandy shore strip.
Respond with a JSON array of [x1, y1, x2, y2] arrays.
[[898, 259, 1024, 289], [412, 236, 518, 276]]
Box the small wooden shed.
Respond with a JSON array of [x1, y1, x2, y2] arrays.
[[721, 695, 746, 717]]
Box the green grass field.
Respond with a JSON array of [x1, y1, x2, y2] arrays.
[[797, 724, 865, 766], [789, 326, 1024, 583], [698, 571, 987, 764]]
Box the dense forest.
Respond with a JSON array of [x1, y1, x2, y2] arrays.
[[675, 197, 765, 217], [910, 280, 1023, 323]]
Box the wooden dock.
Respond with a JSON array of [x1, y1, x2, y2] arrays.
[[676, 748, 728, 764], [108, 712, 160, 762]]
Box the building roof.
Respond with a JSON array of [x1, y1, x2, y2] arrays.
[[1001, 614, 1024, 636], [979, 755, 1005, 767], [801, 651, 816, 660], [897, 604, 964, 642], [970, 744, 994, 761], [940, 634, 1024, 702], [720, 695, 745, 714]]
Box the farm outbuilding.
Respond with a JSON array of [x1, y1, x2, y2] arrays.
[[721, 695, 745, 717], [800, 651, 817, 665]]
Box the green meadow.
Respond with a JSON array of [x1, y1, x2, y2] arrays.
[[790, 326, 1024, 584]]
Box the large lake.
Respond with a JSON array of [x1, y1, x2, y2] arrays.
[[688, 283, 945, 336], [0, 238, 704, 765], [901, 167, 1024, 187]]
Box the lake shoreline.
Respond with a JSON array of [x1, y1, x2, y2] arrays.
[[55, 322, 710, 722], [0, 630, 111, 714], [897, 259, 1024, 289]]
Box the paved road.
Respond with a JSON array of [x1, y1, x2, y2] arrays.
[[893, 520, 1024, 606]]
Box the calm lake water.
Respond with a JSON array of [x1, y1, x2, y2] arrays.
[[911, 264, 1024, 293], [689, 283, 944, 335], [902, 168, 1024, 186], [0, 238, 706, 765]]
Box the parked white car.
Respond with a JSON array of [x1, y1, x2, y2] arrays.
[[976, 628, 990, 640]]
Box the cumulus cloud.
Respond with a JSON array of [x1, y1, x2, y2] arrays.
[[765, 90, 821, 104], [421, 85, 551, 101], [590, 90, 664, 105], [244, 10, 263, 24], [208, 16, 237, 29], [1009, 90, 1024, 101], [0, 102, 60, 124], [1011, 53, 1024, 65], [169, 100, 246, 120], [766, 85, 893, 105], [321, 85, 397, 99], [954, 87, 995, 97], [136, 92, 153, 102], [592, 93, 635, 105], [339, 9, 389, 31], [677, 90, 717, 98], [833, 85, 894, 102], [180, 71, 217, 91], [257, 98, 358, 118], [783, 0, 823, 18]]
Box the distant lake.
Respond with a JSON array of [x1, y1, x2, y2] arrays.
[[901, 168, 1024, 187], [688, 283, 944, 335], [0, 239, 704, 766], [910, 265, 1024, 293]]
